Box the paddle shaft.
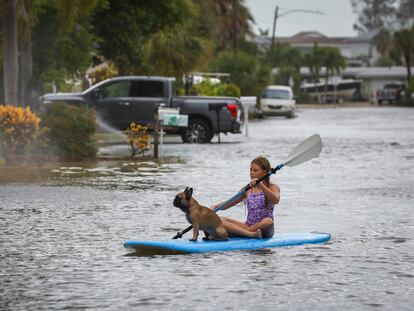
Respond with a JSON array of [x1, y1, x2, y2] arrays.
[[172, 164, 284, 239]]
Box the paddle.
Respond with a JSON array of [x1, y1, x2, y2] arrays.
[[172, 134, 323, 239]]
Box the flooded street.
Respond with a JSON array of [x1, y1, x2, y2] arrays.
[[1, 106, 413, 310]]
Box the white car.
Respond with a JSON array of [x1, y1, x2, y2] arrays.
[[259, 85, 296, 118]]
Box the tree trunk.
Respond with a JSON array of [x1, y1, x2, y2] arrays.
[[2, 0, 19, 106], [19, 37, 35, 108], [324, 72, 329, 103], [405, 56, 412, 101]]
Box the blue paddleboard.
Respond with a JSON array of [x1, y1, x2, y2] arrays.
[[123, 232, 331, 255]]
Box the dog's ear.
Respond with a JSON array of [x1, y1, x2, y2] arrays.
[[185, 187, 193, 200]]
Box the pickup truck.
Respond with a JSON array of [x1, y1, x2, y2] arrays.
[[38, 76, 243, 143], [376, 82, 405, 105]]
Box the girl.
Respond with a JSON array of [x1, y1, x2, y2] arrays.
[[210, 156, 280, 239]]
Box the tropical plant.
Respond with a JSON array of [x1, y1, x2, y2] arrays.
[[190, 80, 241, 97], [142, 26, 211, 77], [41, 103, 97, 160], [321, 47, 346, 102], [125, 122, 151, 157], [0, 105, 40, 160], [372, 28, 393, 57], [208, 0, 254, 51], [190, 80, 218, 96], [304, 43, 324, 103], [208, 50, 269, 95], [92, 0, 209, 77], [394, 27, 414, 91], [216, 83, 241, 97], [267, 43, 303, 92]]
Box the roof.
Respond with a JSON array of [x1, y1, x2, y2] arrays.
[[276, 31, 348, 45], [265, 85, 292, 90], [250, 31, 377, 47], [298, 66, 413, 79]]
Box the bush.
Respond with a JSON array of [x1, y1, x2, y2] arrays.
[[41, 103, 97, 160], [216, 83, 241, 97], [0, 105, 41, 160], [125, 122, 151, 157], [190, 81, 241, 97], [190, 80, 217, 96]]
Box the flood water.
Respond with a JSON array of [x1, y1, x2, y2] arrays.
[[1, 106, 413, 310]]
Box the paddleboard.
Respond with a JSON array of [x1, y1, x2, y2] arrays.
[[124, 232, 331, 255]]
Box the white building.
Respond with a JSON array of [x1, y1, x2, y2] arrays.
[[252, 31, 380, 66]]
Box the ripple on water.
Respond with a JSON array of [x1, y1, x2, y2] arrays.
[[1, 107, 414, 310]]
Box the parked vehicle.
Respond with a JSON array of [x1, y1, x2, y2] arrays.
[[376, 82, 405, 105], [300, 79, 362, 101], [259, 85, 295, 118], [39, 76, 243, 143]]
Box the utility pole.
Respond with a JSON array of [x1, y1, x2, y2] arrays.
[[271, 6, 279, 51], [232, 0, 237, 60]]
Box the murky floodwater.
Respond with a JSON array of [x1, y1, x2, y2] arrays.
[[1, 106, 413, 310]]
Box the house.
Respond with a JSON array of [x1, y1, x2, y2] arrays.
[[299, 66, 413, 99], [251, 31, 380, 66]]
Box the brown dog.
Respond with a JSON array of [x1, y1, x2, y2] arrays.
[[173, 187, 228, 241]]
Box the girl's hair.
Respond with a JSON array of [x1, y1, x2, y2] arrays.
[[251, 156, 271, 188]]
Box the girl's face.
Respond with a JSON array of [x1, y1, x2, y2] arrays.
[[250, 163, 266, 179]]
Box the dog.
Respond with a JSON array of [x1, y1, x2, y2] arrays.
[[173, 187, 228, 241]]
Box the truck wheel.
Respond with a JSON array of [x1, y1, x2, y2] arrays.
[[181, 118, 213, 143]]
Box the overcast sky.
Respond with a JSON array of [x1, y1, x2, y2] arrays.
[[243, 0, 359, 38]]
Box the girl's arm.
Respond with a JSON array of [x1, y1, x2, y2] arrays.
[[251, 180, 280, 204], [262, 183, 280, 204]]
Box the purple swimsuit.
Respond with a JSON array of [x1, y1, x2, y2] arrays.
[[245, 191, 275, 226]]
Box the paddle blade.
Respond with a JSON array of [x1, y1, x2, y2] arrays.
[[284, 134, 322, 167]]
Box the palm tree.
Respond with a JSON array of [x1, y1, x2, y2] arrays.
[[322, 47, 346, 103], [142, 26, 211, 78], [372, 28, 393, 57], [2, 0, 18, 106], [209, 0, 254, 50], [304, 43, 324, 103], [394, 27, 414, 96]]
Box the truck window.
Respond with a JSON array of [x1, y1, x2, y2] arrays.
[[130, 81, 165, 97], [101, 81, 131, 97]]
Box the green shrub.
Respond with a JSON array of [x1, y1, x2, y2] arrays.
[[216, 83, 241, 97], [41, 103, 97, 160], [190, 81, 241, 97], [190, 80, 217, 96]]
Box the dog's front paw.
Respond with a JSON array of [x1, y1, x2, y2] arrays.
[[189, 238, 197, 242]]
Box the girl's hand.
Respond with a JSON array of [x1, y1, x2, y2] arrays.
[[249, 178, 261, 188]]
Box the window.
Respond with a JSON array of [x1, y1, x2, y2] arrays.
[[101, 81, 131, 97], [130, 81, 165, 97], [262, 89, 291, 100]]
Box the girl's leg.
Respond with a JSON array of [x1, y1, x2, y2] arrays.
[[220, 216, 262, 238], [248, 218, 274, 238]]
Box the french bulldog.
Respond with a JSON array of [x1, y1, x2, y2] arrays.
[[173, 187, 228, 241]]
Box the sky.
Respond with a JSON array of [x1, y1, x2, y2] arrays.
[[243, 0, 359, 38]]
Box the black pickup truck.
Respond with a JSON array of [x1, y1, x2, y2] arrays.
[[38, 76, 243, 143]]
